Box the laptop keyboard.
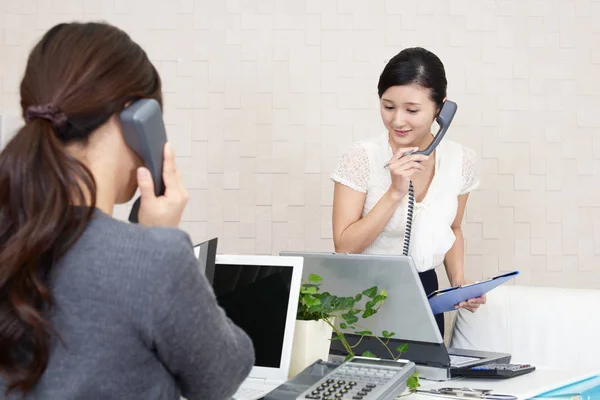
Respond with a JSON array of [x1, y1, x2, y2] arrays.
[[449, 354, 480, 367], [232, 386, 271, 400]]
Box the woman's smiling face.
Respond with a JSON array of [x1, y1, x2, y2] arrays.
[[380, 84, 440, 149]]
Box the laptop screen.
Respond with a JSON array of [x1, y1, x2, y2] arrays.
[[193, 237, 217, 281], [212, 264, 293, 369]]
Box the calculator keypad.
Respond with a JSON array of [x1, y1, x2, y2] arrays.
[[303, 364, 398, 400]]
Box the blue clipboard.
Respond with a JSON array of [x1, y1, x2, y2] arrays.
[[427, 270, 519, 315]]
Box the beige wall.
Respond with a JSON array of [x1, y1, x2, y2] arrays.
[[1, 0, 599, 290]]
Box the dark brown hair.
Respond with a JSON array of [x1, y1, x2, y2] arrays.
[[378, 47, 447, 107], [0, 22, 162, 396]]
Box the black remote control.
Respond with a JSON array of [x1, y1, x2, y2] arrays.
[[458, 363, 536, 379]]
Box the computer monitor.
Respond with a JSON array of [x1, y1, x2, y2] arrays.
[[212, 255, 303, 382]]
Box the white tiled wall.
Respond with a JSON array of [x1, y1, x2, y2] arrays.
[[1, 0, 599, 289]]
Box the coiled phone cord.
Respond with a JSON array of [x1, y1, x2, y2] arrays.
[[402, 180, 415, 257]]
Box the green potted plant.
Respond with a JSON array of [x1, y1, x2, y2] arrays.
[[289, 274, 420, 393]]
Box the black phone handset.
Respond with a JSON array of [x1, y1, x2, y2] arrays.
[[119, 98, 168, 223], [384, 100, 458, 256]]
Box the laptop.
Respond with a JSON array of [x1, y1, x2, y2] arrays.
[[280, 252, 511, 381], [192, 237, 218, 281], [210, 254, 304, 400]]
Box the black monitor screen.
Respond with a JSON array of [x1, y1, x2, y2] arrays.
[[212, 264, 293, 368]]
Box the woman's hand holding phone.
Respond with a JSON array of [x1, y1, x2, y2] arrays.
[[386, 147, 429, 200], [136, 142, 189, 227]]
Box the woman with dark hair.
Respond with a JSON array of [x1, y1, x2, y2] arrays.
[[0, 22, 254, 399], [331, 47, 485, 337]]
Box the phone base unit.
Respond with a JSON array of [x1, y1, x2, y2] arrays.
[[295, 357, 416, 400]]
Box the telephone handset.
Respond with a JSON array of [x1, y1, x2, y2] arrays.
[[119, 98, 168, 223], [385, 100, 458, 256], [383, 100, 457, 168], [410, 99, 457, 157]]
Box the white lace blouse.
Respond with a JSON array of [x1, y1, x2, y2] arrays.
[[331, 132, 480, 273]]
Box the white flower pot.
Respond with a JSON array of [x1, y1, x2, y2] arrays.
[[288, 319, 334, 378]]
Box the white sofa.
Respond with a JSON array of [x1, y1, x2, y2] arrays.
[[449, 285, 600, 371]]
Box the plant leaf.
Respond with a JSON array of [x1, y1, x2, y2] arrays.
[[330, 334, 343, 342], [339, 323, 347, 329], [339, 296, 356, 310], [355, 330, 372, 336], [371, 294, 386, 305], [308, 274, 322, 283], [395, 344, 408, 354], [362, 286, 378, 299], [407, 372, 420, 391], [316, 293, 334, 312], [301, 286, 317, 294], [342, 313, 358, 325], [301, 283, 319, 288], [305, 296, 321, 308], [361, 351, 377, 358], [362, 308, 376, 319], [354, 294, 362, 302], [382, 330, 395, 338]]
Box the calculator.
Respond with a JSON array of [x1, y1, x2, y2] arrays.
[[295, 357, 416, 400], [457, 363, 536, 379]]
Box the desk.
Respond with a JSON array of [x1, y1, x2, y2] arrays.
[[407, 368, 599, 400], [260, 364, 599, 400]]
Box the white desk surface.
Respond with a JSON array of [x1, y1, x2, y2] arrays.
[[405, 368, 599, 400]]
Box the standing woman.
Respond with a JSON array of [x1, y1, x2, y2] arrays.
[[331, 47, 485, 337], [0, 22, 254, 399]]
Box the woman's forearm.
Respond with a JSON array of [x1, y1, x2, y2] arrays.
[[444, 227, 466, 286], [334, 189, 404, 254]]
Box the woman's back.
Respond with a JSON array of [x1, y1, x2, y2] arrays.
[[1, 209, 254, 399]]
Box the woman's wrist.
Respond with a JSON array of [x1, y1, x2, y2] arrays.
[[445, 259, 466, 287], [385, 187, 406, 203], [449, 274, 466, 287]]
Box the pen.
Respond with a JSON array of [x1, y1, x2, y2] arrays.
[[383, 149, 418, 169]]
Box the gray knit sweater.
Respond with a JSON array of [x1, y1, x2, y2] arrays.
[[0, 209, 254, 399]]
